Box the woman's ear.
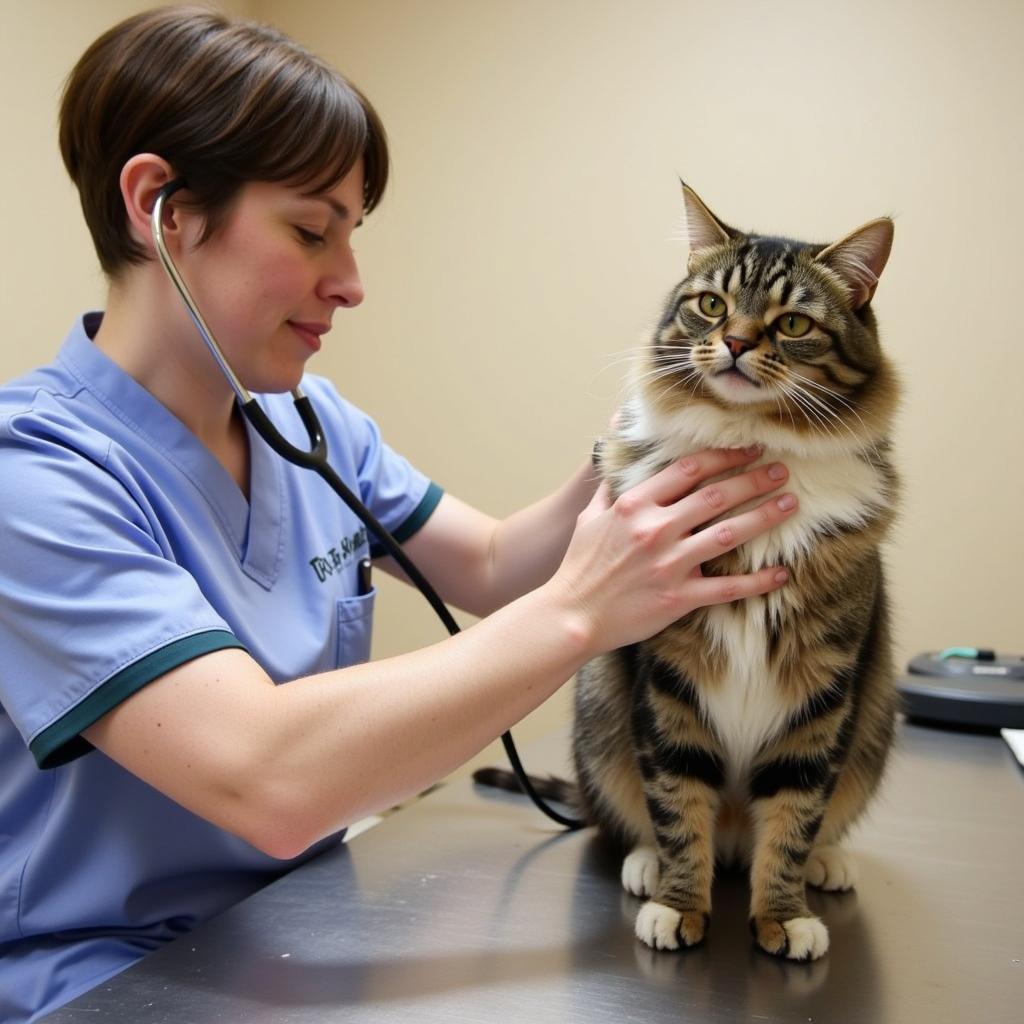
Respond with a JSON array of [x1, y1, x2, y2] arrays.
[[119, 155, 183, 256]]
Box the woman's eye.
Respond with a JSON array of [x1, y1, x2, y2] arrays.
[[777, 313, 813, 338], [698, 293, 725, 318], [296, 227, 326, 246]]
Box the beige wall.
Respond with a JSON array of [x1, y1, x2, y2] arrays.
[[3, 1, 1022, 776], [0, 0, 253, 364]]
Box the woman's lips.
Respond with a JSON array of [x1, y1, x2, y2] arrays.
[[287, 321, 328, 352]]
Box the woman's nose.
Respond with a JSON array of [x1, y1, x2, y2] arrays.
[[323, 250, 364, 308]]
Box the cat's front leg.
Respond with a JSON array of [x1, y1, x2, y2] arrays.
[[633, 774, 722, 951], [747, 768, 833, 961], [630, 651, 726, 951]]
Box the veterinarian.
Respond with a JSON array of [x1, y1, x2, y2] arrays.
[[0, 7, 799, 1020]]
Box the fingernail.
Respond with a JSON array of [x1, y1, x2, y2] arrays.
[[774, 569, 790, 583], [767, 462, 786, 480], [777, 494, 797, 511], [743, 444, 762, 457]]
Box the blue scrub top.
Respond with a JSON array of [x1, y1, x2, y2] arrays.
[[0, 313, 444, 1022]]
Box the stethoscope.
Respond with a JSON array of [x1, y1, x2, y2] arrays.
[[152, 178, 581, 830]]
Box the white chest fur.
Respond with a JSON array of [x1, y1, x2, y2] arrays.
[[619, 400, 889, 776], [715, 448, 885, 572], [617, 400, 888, 574], [698, 599, 793, 783]]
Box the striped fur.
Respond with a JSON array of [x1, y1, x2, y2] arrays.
[[576, 185, 900, 961]]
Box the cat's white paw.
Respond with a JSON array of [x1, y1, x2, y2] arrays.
[[752, 913, 830, 960], [634, 900, 709, 950], [782, 916, 830, 960], [805, 844, 858, 891], [634, 901, 682, 950], [621, 846, 660, 897]]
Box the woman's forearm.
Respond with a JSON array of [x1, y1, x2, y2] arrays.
[[259, 577, 593, 855], [482, 457, 599, 612]]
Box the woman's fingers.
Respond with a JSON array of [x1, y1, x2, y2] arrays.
[[557, 444, 800, 653], [625, 446, 763, 508], [684, 492, 799, 565], [684, 563, 792, 608], [674, 461, 792, 536]]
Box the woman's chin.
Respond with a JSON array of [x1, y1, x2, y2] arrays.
[[241, 366, 308, 396]]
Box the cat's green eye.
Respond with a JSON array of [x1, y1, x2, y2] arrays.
[[698, 293, 726, 318], [777, 313, 813, 338]]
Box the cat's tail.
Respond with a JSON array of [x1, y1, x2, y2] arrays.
[[472, 766, 581, 812]]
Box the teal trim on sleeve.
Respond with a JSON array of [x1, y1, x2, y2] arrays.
[[30, 630, 246, 770], [369, 481, 444, 558]]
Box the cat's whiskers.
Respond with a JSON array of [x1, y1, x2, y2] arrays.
[[597, 347, 669, 377], [785, 368, 882, 459], [771, 389, 796, 433], [677, 366, 706, 402], [651, 372, 701, 407], [771, 375, 838, 442], [632, 354, 704, 394], [785, 378, 841, 424], [675, 353, 712, 400], [598, 340, 701, 380], [779, 386, 830, 439], [755, 360, 853, 446], [631, 370, 691, 405], [783, 376, 873, 453], [605, 349, 689, 405], [633, 355, 690, 382], [783, 378, 845, 437], [638, 350, 707, 406]]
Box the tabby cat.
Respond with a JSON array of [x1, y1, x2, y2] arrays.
[[482, 184, 900, 962]]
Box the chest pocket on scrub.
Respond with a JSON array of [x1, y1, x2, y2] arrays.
[[335, 589, 376, 668]]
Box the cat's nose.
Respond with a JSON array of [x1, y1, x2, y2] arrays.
[[724, 335, 758, 359]]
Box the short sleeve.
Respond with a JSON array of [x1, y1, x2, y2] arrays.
[[301, 377, 444, 557], [0, 409, 244, 768]]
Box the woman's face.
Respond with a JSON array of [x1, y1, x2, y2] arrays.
[[179, 160, 365, 394]]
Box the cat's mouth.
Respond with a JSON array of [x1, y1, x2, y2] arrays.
[[714, 367, 761, 388], [701, 364, 773, 407]]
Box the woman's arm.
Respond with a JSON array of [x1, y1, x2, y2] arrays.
[[84, 448, 796, 860], [376, 457, 599, 617]]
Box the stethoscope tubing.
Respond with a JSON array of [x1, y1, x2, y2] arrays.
[[151, 180, 582, 830]]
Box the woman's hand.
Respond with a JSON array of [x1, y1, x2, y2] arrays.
[[549, 446, 797, 656]]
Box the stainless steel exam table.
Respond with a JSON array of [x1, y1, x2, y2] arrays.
[[44, 723, 1024, 1023]]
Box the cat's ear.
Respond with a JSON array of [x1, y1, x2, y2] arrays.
[[815, 218, 894, 310], [681, 182, 732, 271]]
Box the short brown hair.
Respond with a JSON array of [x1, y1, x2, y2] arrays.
[[59, 6, 388, 277]]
